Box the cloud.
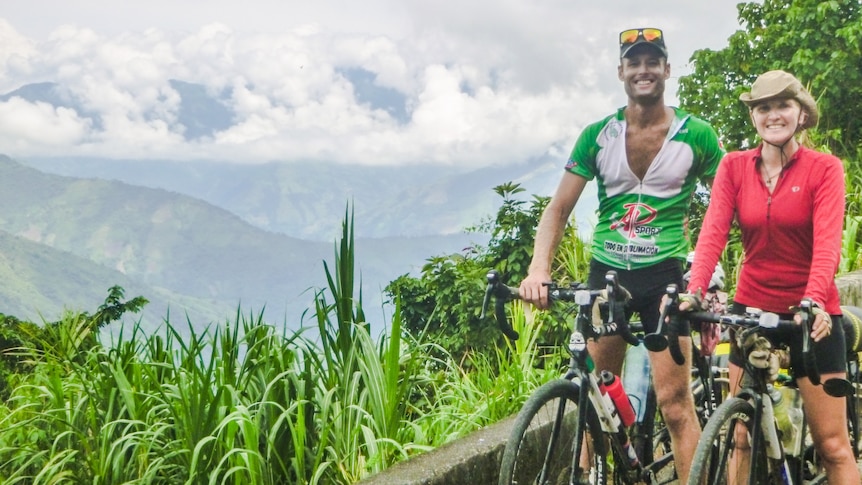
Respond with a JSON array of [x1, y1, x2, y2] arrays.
[[0, 97, 90, 152], [0, 2, 743, 167]]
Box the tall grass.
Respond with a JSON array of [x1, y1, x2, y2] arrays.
[[0, 209, 555, 483], [842, 215, 862, 274]]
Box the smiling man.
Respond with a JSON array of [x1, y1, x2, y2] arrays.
[[518, 27, 724, 483]]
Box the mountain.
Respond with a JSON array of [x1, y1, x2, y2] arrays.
[[0, 155, 481, 334], [0, 229, 236, 333], [20, 156, 576, 241]]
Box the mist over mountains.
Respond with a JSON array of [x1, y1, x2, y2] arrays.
[[1, 80, 597, 335]]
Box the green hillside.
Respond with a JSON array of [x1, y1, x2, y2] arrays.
[[0, 229, 234, 329], [0, 155, 482, 332]]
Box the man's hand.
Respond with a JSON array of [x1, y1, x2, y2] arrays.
[[519, 271, 551, 310], [794, 304, 832, 342]]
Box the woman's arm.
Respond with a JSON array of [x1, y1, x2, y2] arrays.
[[804, 153, 845, 310], [688, 154, 738, 295]]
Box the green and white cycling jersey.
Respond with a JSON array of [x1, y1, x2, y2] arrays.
[[566, 107, 723, 270]]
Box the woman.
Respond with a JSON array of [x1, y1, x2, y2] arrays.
[[684, 70, 859, 482]]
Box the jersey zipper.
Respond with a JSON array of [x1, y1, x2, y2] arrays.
[[621, 113, 689, 270]]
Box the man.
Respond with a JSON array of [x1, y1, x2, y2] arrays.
[[519, 27, 723, 482]]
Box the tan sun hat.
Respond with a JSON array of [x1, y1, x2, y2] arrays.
[[738, 70, 819, 129]]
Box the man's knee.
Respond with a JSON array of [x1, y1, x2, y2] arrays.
[[816, 435, 855, 466], [655, 378, 694, 409]]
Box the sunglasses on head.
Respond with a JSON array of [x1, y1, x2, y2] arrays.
[[619, 28, 663, 47]]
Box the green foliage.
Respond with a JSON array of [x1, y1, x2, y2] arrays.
[[385, 254, 490, 364], [384, 182, 587, 362], [0, 315, 40, 401], [0, 208, 562, 484], [90, 285, 149, 330], [679, 0, 862, 154], [476, 182, 550, 278], [0, 286, 147, 402]]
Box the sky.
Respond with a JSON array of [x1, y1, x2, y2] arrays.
[[0, 1, 746, 168]]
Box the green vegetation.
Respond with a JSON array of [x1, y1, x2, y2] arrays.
[[0, 207, 561, 483], [385, 182, 592, 363], [2, 1, 862, 482]]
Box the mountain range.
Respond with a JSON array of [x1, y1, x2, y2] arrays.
[[0, 80, 598, 336]]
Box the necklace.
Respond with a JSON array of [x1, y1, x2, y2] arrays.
[[762, 165, 782, 187]]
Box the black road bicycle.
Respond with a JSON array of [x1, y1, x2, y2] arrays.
[[484, 271, 725, 485], [684, 299, 862, 484]]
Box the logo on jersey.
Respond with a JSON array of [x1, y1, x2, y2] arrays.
[[609, 202, 659, 236]]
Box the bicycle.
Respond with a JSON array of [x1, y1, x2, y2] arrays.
[[483, 270, 724, 484], [683, 298, 858, 484]]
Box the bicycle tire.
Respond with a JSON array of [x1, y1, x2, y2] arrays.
[[498, 379, 608, 485], [847, 357, 861, 457], [687, 397, 777, 485], [630, 384, 657, 467]]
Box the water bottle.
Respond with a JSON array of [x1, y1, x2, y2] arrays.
[[601, 370, 636, 427], [779, 386, 804, 455], [599, 372, 639, 467], [770, 385, 793, 450], [598, 379, 623, 430], [623, 342, 651, 422]]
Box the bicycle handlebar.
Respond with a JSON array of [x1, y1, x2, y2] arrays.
[[480, 269, 638, 345], [480, 270, 521, 340], [684, 299, 821, 386]]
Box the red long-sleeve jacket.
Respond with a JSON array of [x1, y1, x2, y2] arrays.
[[688, 145, 844, 314]]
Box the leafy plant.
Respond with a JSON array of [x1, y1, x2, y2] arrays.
[[679, 0, 862, 154], [385, 182, 572, 362]]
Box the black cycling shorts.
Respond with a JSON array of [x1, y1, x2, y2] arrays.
[[588, 258, 685, 335], [727, 301, 847, 377]]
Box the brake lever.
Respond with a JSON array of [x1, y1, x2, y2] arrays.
[[481, 269, 520, 341], [603, 271, 638, 346], [479, 270, 497, 320], [644, 284, 677, 353], [798, 298, 820, 386]]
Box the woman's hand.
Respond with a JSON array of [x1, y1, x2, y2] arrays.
[[795, 304, 832, 342], [677, 291, 703, 313]]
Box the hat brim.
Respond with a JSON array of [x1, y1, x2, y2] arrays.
[[620, 40, 667, 59], [739, 89, 819, 129]]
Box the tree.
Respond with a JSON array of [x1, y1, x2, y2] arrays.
[[385, 183, 577, 362], [679, 0, 862, 155]]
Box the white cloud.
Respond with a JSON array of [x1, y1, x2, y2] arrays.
[[0, 98, 90, 151], [0, 1, 744, 167]]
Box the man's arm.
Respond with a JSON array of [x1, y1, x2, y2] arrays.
[[519, 171, 588, 309]]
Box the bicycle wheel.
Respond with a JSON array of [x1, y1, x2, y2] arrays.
[[687, 396, 779, 485], [498, 379, 608, 485]]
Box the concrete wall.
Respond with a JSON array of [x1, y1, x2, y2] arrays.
[[357, 271, 862, 485]]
